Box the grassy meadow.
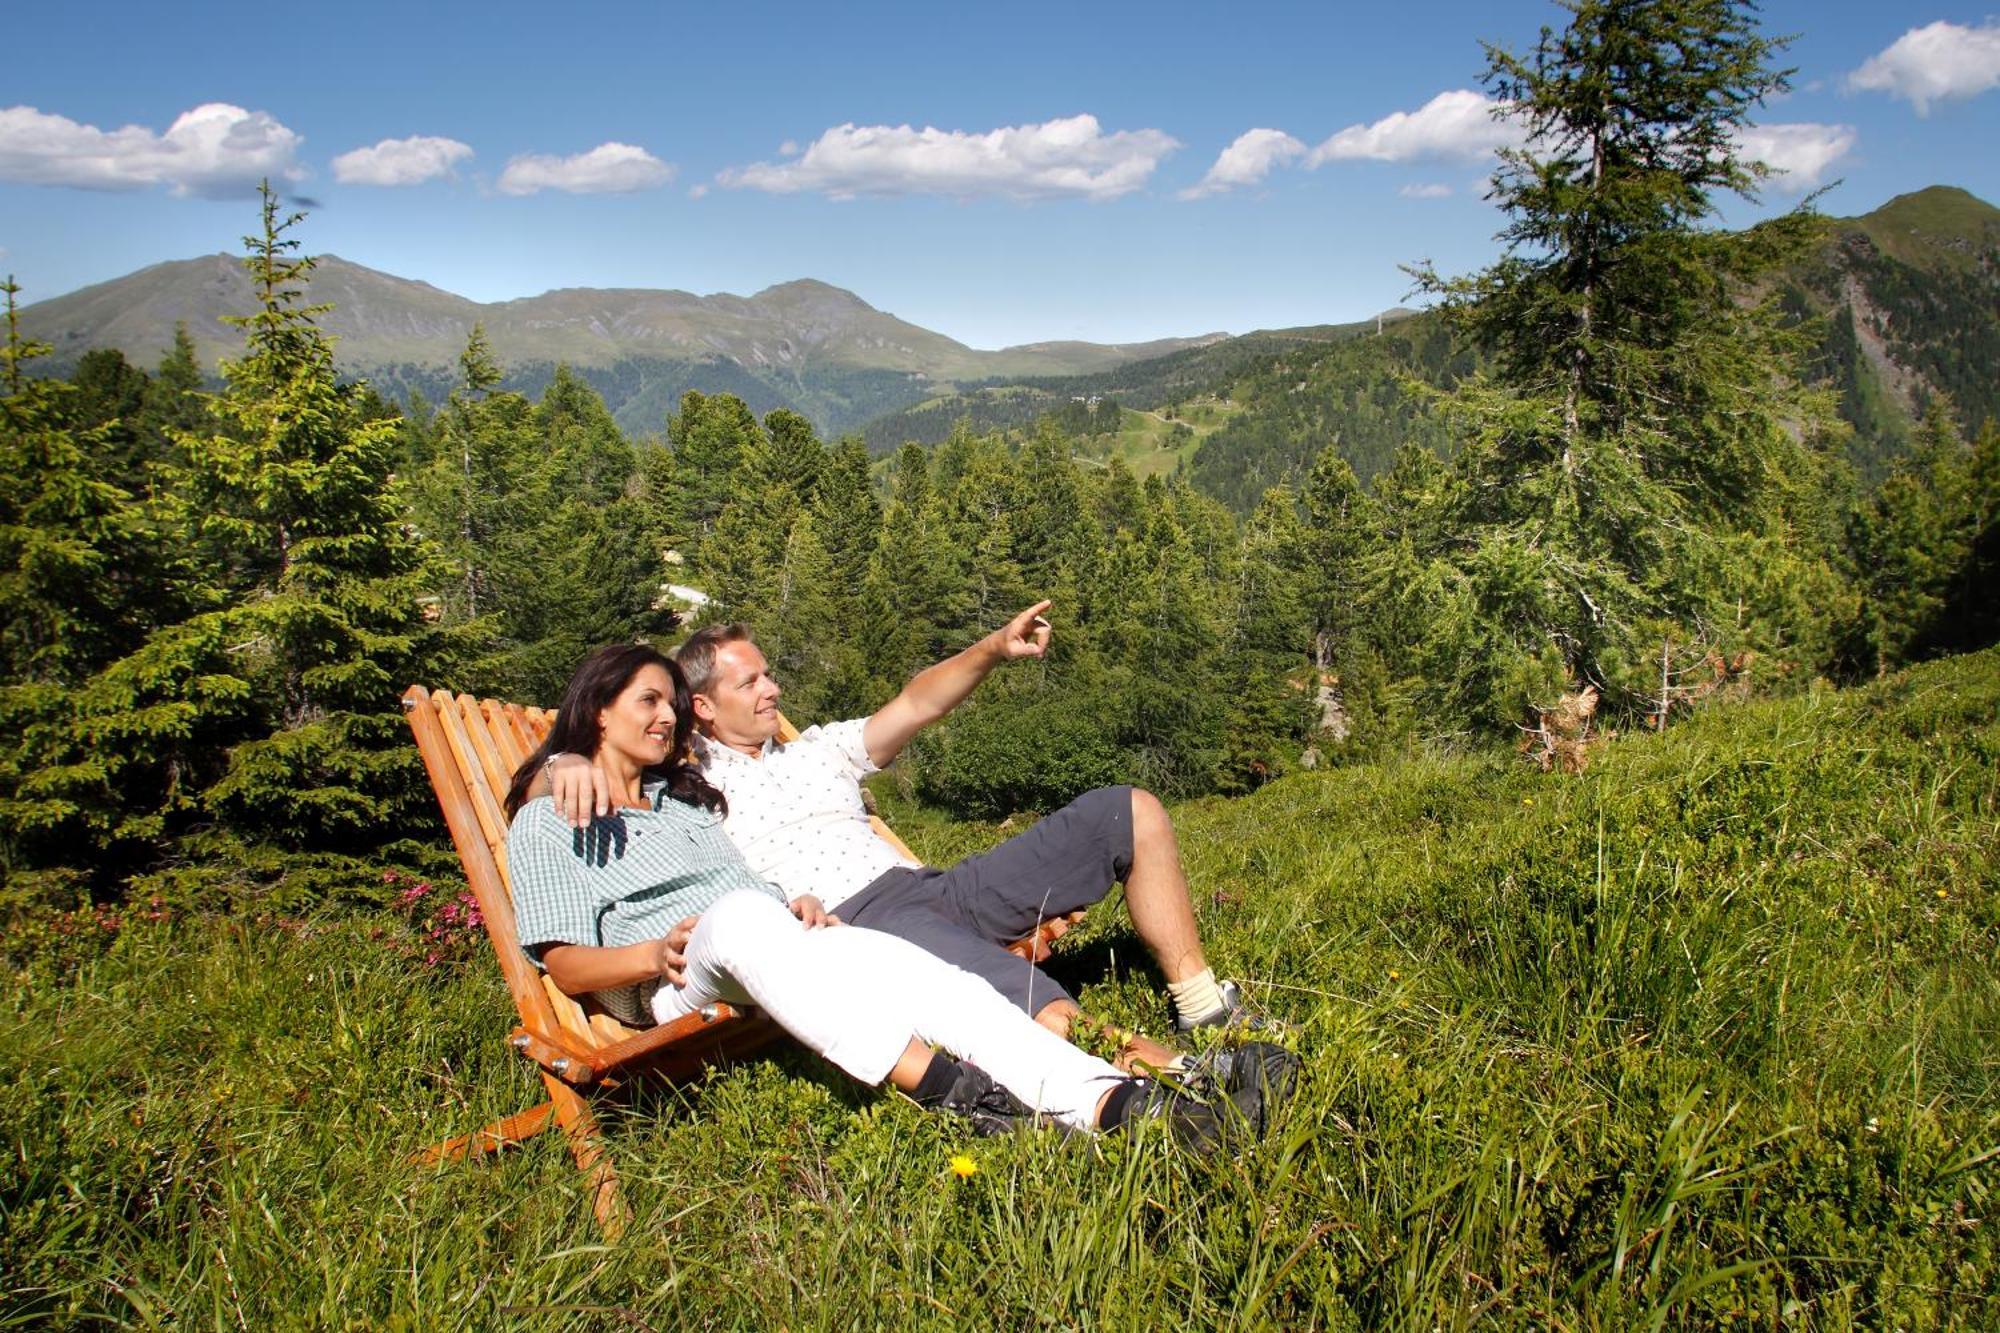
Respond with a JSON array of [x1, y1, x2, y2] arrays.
[[4, 651, 1996, 1328], [1074, 399, 1242, 481]]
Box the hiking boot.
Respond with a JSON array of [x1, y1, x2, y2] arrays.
[[1110, 1075, 1277, 1153], [1178, 1040, 1302, 1109], [927, 1059, 1036, 1136], [1172, 979, 1272, 1034]]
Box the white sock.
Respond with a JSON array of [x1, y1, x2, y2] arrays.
[[1167, 968, 1226, 1025]]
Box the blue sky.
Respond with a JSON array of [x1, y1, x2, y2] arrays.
[[4, 1, 1997, 348]]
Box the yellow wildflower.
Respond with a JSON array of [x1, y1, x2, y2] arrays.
[[949, 1153, 978, 1179]]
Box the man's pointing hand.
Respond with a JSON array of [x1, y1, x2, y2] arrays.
[[994, 600, 1053, 661]]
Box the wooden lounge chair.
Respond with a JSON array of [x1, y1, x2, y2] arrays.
[[402, 684, 1076, 1234]]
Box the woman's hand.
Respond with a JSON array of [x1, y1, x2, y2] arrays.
[[545, 752, 613, 829], [789, 895, 839, 929], [653, 914, 701, 986]]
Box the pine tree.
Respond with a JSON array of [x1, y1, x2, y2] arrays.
[[860, 444, 962, 693], [136, 324, 210, 475], [1408, 0, 1838, 726], [0, 280, 155, 686], [812, 436, 882, 598], [537, 364, 635, 507], [762, 409, 825, 507], [35, 186, 444, 865], [669, 390, 762, 553]]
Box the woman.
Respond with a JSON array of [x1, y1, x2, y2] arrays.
[[504, 643, 1257, 1140]]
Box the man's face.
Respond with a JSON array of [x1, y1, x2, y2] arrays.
[[692, 639, 782, 748]]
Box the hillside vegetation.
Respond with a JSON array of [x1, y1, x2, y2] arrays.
[[4, 650, 1994, 1326], [864, 187, 2000, 511]]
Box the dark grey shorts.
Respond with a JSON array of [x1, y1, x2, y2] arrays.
[[838, 785, 1136, 1016]]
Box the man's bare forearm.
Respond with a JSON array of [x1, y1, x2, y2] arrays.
[[862, 601, 1051, 766], [864, 637, 1005, 763]]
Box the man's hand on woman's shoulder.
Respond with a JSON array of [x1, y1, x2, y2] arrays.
[[544, 752, 613, 828]]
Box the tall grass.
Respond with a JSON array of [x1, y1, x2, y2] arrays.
[[4, 651, 1996, 1327]]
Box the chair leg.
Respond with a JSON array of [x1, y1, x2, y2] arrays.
[[410, 1100, 559, 1166], [545, 1071, 628, 1238]]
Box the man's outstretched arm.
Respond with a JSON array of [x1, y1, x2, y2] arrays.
[[862, 600, 1051, 768]]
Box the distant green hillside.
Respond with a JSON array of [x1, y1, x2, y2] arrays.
[[857, 313, 1403, 455], [1791, 186, 2000, 478], [865, 186, 1999, 510]]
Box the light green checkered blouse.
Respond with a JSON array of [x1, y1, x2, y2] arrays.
[[506, 783, 786, 1025]]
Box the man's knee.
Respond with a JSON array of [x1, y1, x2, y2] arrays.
[[1129, 787, 1176, 850]]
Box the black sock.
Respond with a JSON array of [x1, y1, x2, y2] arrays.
[[1097, 1078, 1147, 1130], [910, 1052, 960, 1107]]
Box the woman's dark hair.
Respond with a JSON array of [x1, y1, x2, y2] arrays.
[[503, 643, 727, 820]]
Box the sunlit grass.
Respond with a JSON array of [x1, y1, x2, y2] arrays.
[[5, 650, 1996, 1326]]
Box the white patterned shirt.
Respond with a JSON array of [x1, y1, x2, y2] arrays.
[[693, 719, 920, 910]]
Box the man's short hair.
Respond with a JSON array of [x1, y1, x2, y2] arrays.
[[676, 623, 754, 697]]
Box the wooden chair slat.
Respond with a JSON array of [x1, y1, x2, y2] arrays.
[[588, 1012, 637, 1044], [499, 702, 544, 769], [433, 692, 511, 859], [544, 974, 603, 1049], [482, 699, 529, 775], [456, 694, 517, 828], [869, 816, 919, 864], [401, 687, 555, 1033]]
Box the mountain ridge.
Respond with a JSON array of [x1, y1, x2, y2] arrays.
[[19, 254, 1230, 437], [18, 184, 1992, 452], [20, 257, 1223, 380]]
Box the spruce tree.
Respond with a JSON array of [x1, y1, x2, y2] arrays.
[[0, 281, 154, 686], [405, 329, 545, 630], [136, 324, 210, 475], [1409, 0, 1838, 725], [1219, 487, 1314, 790], [1853, 399, 1985, 668], [812, 437, 882, 598], [538, 364, 635, 507], [37, 186, 444, 867]]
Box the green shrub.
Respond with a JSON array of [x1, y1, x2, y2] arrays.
[[913, 690, 1128, 818]]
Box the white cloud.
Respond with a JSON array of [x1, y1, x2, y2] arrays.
[[1848, 20, 2000, 114], [1180, 128, 1307, 199], [718, 114, 1179, 201], [1307, 89, 1522, 165], [497, 142, 672, 196], [332, 134, 472, 186], [1735, 122, 1856, 191], [688, 182, 709, 199], [0, 102, 303, 198], [1399, 182, 1454, 199]]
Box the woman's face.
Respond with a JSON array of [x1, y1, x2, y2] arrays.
[[595, 663, 678, 769]]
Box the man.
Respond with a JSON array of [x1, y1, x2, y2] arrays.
[[548, 602, 1257, 1070]]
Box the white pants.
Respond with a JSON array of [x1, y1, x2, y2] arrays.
[[650, 889, 1121, 1130]]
